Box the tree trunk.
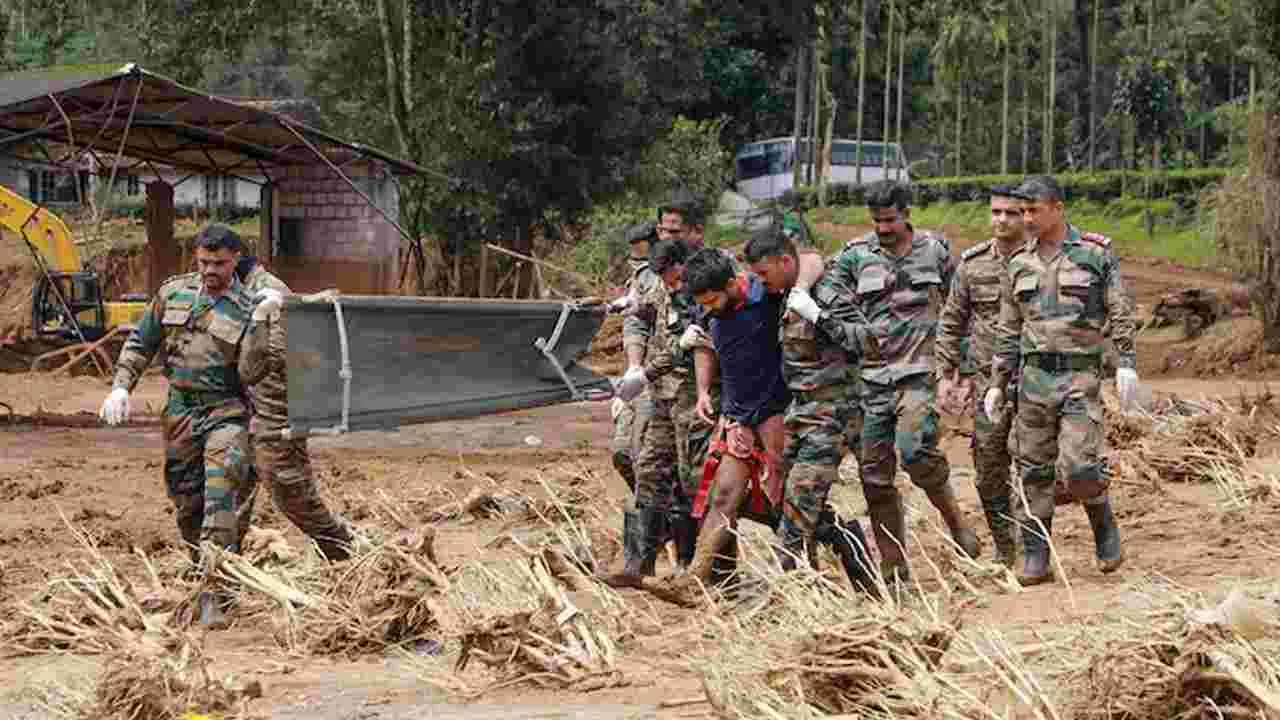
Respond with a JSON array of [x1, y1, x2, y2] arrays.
[[883, 0, 895, 174], [954, 74, 962, 177], [810, 37, 821, 185], [793, 44, 808, 190], [895, 18, 906, 181], [1088, 0, 1099, 171], [401, 0, 414, 120], [1257, 112, 1280, 351], [1001, 10, 1010, 175], [1022, 40, 1030, 173], [1043, 0, 1056, 172], [1229, 58, 1237, 164], [855, 0, 866, 185], [375, 0, 410, 157]]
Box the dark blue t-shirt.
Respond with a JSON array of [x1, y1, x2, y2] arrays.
[[710, 274, 791, 427]]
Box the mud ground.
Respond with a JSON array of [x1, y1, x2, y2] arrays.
[[1, 244, 1277, 719]]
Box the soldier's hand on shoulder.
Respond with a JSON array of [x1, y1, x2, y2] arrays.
[[252, 288, 284, 322]]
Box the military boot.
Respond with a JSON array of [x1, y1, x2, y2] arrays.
[[866, 490, 910, 586], [1084, 495, 1124, 574], [669, 510, 699, 573], [640, 508, 667, 577], [1018, 516, 1054, 586], [611, 450, 637, 493], [982, 495, 1018, 568], [925, 483, 983, 560], [600, 506, 646, 588], [816, 509, 879, 597]]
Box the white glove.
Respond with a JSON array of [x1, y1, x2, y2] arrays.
[[608, 295, 633, 313], [616, 366, 647, 402], [610, 397, 626, 421], [678, 324, 710, 350], [99, 387, 131, 426], [786, 288, 821, 324], [253, 288, 284, 322], [983, 387, 1004, 424], [1116, 368, 1139, 410]]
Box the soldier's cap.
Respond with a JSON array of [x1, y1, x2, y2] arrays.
[[192, 222, 245, 252], [658, 186, 702, 220], [1014, 175, 1065, 202], [989, 183, 1031, 201], [625, 220, 658, 245]]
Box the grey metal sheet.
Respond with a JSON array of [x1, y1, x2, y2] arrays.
[[284, 295, 611, 435]]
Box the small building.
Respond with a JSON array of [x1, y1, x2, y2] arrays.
[[0, 64, 422, 296]]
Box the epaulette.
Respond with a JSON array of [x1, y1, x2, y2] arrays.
[[157, 271, 200, 295], [842, 233, 874, 252], [961, 240, 993, 262], [1078, 230, 1112, 248]]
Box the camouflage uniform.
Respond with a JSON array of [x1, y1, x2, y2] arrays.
[[112, 272, 255, 558], [820, 228, 978, 578], [936, 239, 1019, 565], [777, 264, 856, 568], [993, 226, 1135, 524], [239, 264, 355, 561], [613, 257, 659, 490]]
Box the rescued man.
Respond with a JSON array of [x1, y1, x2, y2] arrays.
[[99, 224, 258, 627], [233, 242, 359, 562], [608, 221, 661, 491], [678, 243, 793, 587], [746, 226, 877, 593], [934, 186, 1029, 568], [821, 180, 981, 585], [985, 175, 1137, 586], [605, 239, 719, 585]]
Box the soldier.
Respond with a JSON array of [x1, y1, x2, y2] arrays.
[[607, 239, 716, 584], [747, 228, 876, 592], [98, 224, 257, 627], [610, 221, 660, 491], [657, 188, 708, 249], [822, 180, 981, 585], [234, 245, 358, 562], [985, 175, 1137, 586], [935, 186, 1028, 568]]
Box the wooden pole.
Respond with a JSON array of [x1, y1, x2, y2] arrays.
[[482, 243, 594, 287], [478, 242, 491, 297]]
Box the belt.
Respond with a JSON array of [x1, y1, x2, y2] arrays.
[[1024, 352, 1100, 373], [170, 387, 239, 406]]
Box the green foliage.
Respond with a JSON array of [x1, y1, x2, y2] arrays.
[[630, 116, 732, 219], [1112, 61, 1182, 145], [912, 168, 1230, 205], [570, 202, 654, 281]]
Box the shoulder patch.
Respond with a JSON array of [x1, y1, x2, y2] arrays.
[[961, 240, 993, 262], [1079, 231, 1112, 248], [843, 232, 874, 251]]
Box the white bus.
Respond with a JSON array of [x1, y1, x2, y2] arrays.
[[733, 137, 910, 203]]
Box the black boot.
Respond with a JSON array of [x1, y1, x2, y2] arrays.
[[1084, 496, 1124, 573], [1018, 516, 1054, 586], [612, 450, 637, 493], [639, 507, 666, 577], [981, 495, 1018, 569], [670, 510, 699, 572], [816, 509, 879, 598]]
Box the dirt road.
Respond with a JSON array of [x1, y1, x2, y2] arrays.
[[0, 234, 1275, 718]]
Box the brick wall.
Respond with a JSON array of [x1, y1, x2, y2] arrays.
[[270, 162, 401, 294]]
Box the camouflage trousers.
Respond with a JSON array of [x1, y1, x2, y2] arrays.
[[611, 390, 652, 491], [779, 390, 849, 565], [841, 381, 865, 476], [860, 374, 950, 495], [163, 392, 254, 557], [253, 437, 353, 560], [635, 382, 718, 513], [1012, 364, 1109, 521], [971, 374, 1014, 505]]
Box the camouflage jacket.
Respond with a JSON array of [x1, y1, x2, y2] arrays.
[[641, 280, 714, 400], [238, 264, 292, 435], [112, 272, 254, 402], [992, 225, 1136, 388], [621, 257, 660, 359], [936, 238, 1018, 379], [784, 262, 856, 402], [821, 228, 955, 385]]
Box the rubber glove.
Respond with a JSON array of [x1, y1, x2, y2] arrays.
[[786, 288, 821, 324], [678, 324, 710, 351], [253, 288, 284, 322], [616, 366, 647, 402], [1116, 367, 1139, 410], [99, 387, 131, 426], [608, 295, 633, 314], [610, 397, 626, 421], [984, 386, 1004, 424]]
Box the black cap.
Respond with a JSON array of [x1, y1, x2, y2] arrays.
[[1015, 175, 1065, 202], [625, 220, 658, 245]]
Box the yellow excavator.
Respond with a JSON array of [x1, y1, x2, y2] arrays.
[[1, 184, 147, 342]]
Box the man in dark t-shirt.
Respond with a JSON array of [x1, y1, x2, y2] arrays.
[[677, 245, 791, 588]]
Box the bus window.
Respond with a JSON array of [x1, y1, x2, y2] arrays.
[[735, 142, 791, 181], [831, 142, 891, 167]]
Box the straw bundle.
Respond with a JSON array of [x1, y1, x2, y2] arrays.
[[83, 636, 262, 720], [453, 555, 623, 691]]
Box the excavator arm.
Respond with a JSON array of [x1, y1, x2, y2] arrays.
[[1, 183, 147, 340]]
